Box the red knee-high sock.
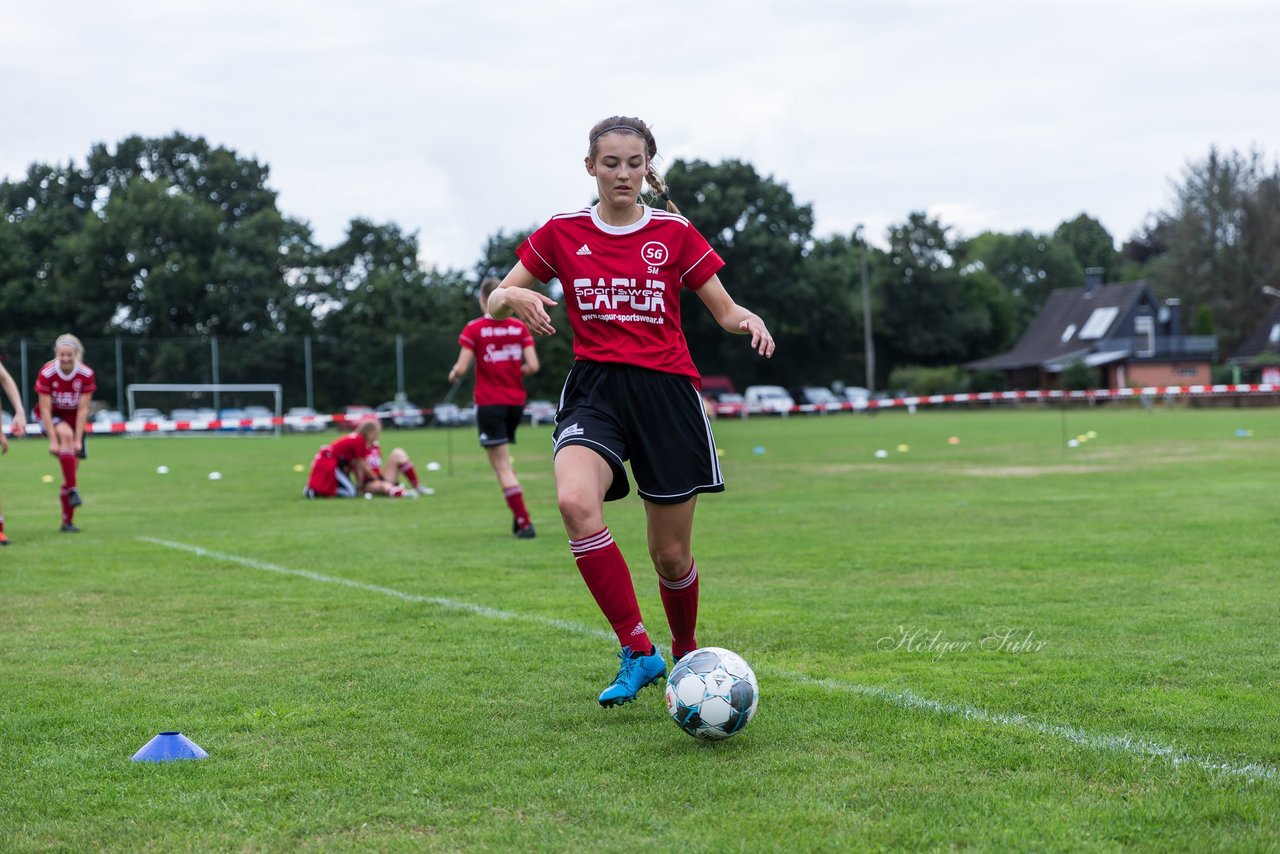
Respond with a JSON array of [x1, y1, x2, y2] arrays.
[[570, 528, 652, 652], [59, 451, 77, 488], [504, 486, 530, 529], [659, 560, 699, 661], [60, 488, 73, 525], [400, 463, 420, 489]]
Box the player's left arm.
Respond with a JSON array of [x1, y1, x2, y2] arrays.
[[489, 263, 557, 335], [0, 362, 26, 437], [74, 391, 93, 452], [694, 275, 775, 357], [448, 347, 475, 383]]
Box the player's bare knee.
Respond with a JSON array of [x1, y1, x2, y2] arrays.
[[557, 491, 601, 534], [649, 544, 691, 579]]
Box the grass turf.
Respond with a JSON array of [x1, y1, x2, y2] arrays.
[[1, 405, 1278, 851]]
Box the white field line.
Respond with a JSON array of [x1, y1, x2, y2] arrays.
[[140, 536, 1277, 785], [138, 537, 611, 641], [782, 672, 1276, 784]]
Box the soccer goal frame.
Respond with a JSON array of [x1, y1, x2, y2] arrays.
[[125, 383, 284, 437]]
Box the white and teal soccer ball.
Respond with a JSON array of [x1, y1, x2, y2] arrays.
[[664, 647, 758, 741]]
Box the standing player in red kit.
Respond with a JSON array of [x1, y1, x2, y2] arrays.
[[487, 116, 775, 707], [448, 277, 540, 538], [35, 334, 95, 533]]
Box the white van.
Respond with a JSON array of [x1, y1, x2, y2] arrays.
[[743, 385, 795, 415]]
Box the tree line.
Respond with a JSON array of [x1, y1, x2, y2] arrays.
[[2, 133, 1278, 408]]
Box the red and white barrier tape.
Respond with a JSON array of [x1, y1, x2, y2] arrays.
[[5, 385, 1275, 436], [713, 383, 1279, 417]]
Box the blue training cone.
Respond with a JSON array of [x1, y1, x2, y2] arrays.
[[132, 731, 208, 762]]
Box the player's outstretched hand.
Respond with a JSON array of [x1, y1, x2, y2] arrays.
[[739, 315, 775, 358], [508, 289, 558, 337]]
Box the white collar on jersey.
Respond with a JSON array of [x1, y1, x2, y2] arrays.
[[54, 363, 81, 381], [589, 203, 653, 236]]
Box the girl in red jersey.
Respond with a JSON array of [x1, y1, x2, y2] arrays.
[[488, 116, 775, 707], [304, 419, 381, 498], [448, 277, 541, 538], [35, 334, 96, 533]]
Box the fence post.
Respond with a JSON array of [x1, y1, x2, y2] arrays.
[[211, 336, 220, 411], [304, 335, 314, 409], [19, 338, 29, 416], [115, 336, 125, 413], [396, 334, 405, 400]]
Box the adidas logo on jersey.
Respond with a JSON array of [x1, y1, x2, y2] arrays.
[[576, 244, 592, 256]]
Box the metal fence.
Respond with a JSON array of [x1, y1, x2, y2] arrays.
[[0, 333, 468, 416]]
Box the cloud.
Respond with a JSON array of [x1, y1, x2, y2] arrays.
[[3, 1, 1278, 269]]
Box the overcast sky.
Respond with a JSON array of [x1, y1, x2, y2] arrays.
[[3, 1, 1277, 272]]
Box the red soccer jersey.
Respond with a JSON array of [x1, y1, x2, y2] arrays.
[[459, 316, 534, 406], [516, 205, 725, 381], [366, 441, 384, 479], [35, 361, 97, 424], [326, 431, 370, 466]]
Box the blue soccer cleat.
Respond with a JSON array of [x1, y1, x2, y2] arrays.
[[598, 645, 667, 707]]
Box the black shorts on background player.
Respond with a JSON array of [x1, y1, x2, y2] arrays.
[[475, 404, 524, 447], [552, 360, 723, 504]]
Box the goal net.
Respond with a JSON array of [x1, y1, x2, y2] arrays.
[[123, 383, 284, 437]]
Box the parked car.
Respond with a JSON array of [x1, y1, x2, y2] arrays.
[[711, 392, 746, 418], [131, 407, 164, 422], [523, 399, 558, 424], [285, 406, 326, 432], [793, 386, 843, 413], [169, 408, 199, 422], [342, 405, 376, 427], [700, 374, 736, 400], [376, 400, 426, 429], [843, 386, 872, 408], [218, 407, 248, 432], [241, 405, 275, 431], [194, 407, 218, 422], [430, 403, 466, 426], [743, 385, 795, 415], [93, 409, 124, 427]]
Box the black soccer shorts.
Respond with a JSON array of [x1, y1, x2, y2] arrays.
[[475, 404, 524, 447], [551, 360, 724, 504]]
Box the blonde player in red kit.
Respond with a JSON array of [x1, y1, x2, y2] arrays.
[[448, 277, 540, 538], [488, 115, 775, 707], [35, 334, 96, 533]]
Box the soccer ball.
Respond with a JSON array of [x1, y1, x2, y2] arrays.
[[664, 647, 758, 741]]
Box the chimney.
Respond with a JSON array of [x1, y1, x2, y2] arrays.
[[1083, 267, 1105, 298], [1164, 298, 1182, 337]]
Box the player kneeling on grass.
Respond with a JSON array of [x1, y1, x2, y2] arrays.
[[360, 439, 432, 498], [304, 418, 383, 499]]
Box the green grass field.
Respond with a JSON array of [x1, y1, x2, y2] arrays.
[[2, 405, 1278, 852]]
